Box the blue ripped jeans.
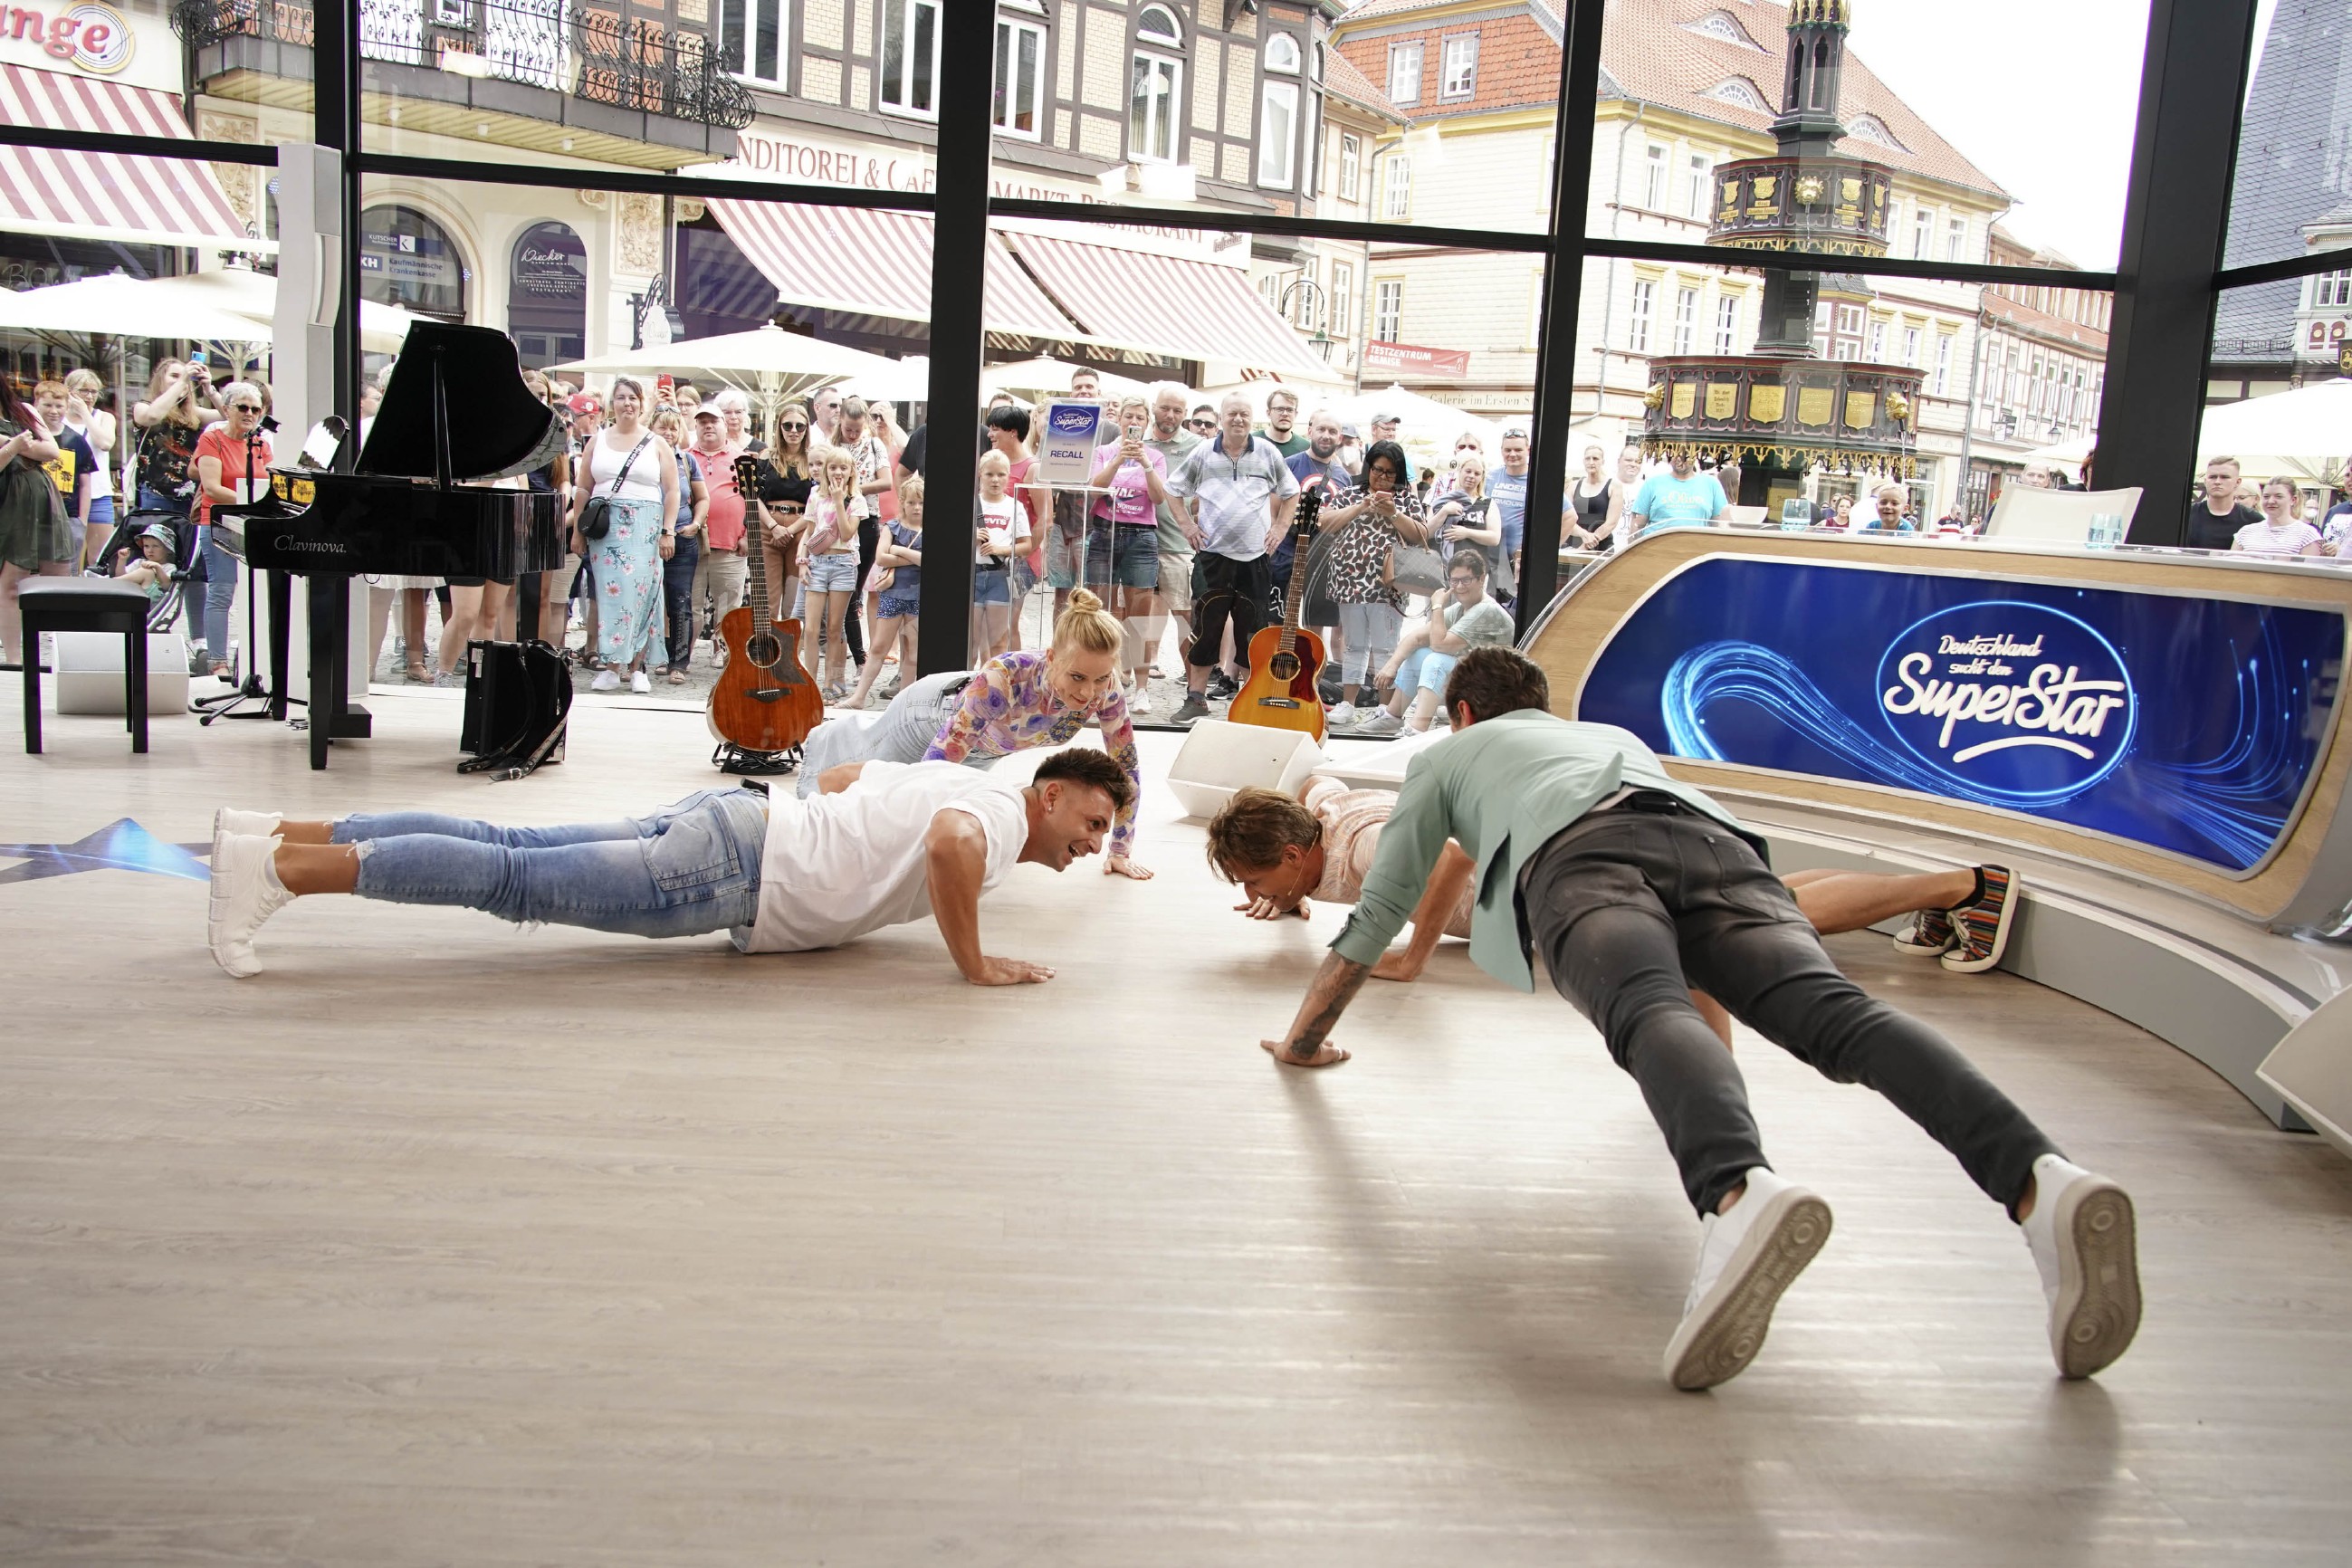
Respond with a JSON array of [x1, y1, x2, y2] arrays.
[[336, 788, 767, 938]]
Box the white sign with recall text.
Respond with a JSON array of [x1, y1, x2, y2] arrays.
[[1036, 400, 1105, 485]]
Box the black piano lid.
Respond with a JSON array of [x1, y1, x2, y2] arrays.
[[355, 322, 567, 484]]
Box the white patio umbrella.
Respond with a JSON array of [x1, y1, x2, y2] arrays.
[[0, 265, 422, 351], [553, 325, 917, 427], [839, 354, 931, 405], [981, 355, 1152, 403], [2195, 378, 2352, 485], [1332, 383, 1508, 476]]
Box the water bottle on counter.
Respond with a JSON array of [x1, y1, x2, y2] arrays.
[[1781, 498, 1812, 531], [2087, 512, 2124, 550]]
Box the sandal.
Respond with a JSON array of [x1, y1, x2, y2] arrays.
[[665, 668, 688, 685], [405, 662, 429, 683]]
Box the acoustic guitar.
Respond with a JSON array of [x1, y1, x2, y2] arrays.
[[1229, 483, 1327, 743], [706, 453, 824, 754]]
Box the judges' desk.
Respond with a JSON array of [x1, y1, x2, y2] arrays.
[[1520, 527, 2352, 1152]]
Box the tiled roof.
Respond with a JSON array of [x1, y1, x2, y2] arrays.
[[1323, 47, 1410, 122], [1334, 0, 2009, 200]]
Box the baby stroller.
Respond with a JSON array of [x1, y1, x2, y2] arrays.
[[85, 508, 197, 636]]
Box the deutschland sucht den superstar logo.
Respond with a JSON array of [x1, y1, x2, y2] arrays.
[[1876, 600, 2136, 805]]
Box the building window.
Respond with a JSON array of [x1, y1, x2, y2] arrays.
[[359, 204, 467, 318], [1258, 79, 1299, 187], [1258, 272, 1279, 310], [1440, 33, 1477, 99], [1331, 259, 1352, 338], [1374, 279, 1402, 343], [1674, 286, 1698, 353], [2314, 268, 2352, 308], [1913, 205, 1933, 259], [1643, 144, 1668, 208], [717, 0, 787, 86], [1946, 216, 1966, 262], [1388, 40, 1422, 105], [1383, 157, 1411, 220], [1130, 51, 1181, 162], [1685, 154, 1710, 219], [1868, 319, 1886, 360], [992, 14, 1045, 138], [880, 0, 942, 118], [1903, 325, 1921, 367], [1716, 293, 1738, 352], [1340, 133, 1360, 202], [1266, 33, 1300, 74], [1935, 333, 1953, 394], [1630, 279, 1655, 352], [1137, 4, 1179, 44]]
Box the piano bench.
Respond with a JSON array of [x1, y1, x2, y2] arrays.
[[18, 579, 153, 757]]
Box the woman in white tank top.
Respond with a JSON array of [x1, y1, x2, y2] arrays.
[[569, 377, 680, 693]]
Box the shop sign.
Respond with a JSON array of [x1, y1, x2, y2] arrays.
[[1362, 339, 1469, 378], [512, 222, 586, 301], [1, 1, 130, 72], [1580, 557, 2346, 871]]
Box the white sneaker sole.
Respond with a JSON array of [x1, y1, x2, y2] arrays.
[[1664, 1189, 1833, 1391], [1942, 866, 2022, 974], [214, 807, 282, 841], [2049, 1177, 2140, 1378], [206, 842, 264, 980], [1889, 926, 1955, 957]]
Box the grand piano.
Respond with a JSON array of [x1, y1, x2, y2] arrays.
[[219, 323, 569, 768]]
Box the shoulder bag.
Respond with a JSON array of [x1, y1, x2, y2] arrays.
[[578, 434, 654, 543]]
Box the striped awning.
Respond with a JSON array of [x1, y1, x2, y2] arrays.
[[0, 64, 258, 250], [704, 198, 1085, 341], [1000, 232, 1330, 378]]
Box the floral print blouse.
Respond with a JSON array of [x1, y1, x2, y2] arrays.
[[1324, 483, 1425, 610], [923, 649, 1143, 858]]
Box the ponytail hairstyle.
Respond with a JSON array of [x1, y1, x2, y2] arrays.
[[1053, 587, 1123, 658]]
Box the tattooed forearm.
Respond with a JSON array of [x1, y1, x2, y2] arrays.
[[1284, 953, 1372, 1062]]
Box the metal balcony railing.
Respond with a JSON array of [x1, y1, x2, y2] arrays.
[[173, 0, 754, 130]]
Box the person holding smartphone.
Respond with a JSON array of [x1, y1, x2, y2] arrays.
[[0, 378, 69, 667], [1085, 395, 1168, 707]]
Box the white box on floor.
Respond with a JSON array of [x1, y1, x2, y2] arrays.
[[1164, 720, 1324, 819], [52, 630, 191, 716]]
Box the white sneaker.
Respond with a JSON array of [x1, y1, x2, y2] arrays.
[[630, 669, 652, 694], [207, 831, 292, 979], [2021, 1153, 2141, 1379], [1130, 685, 1152, 715], [214, 807, 282, 842], [1663, 1166, 1833, 1391], [1352, 709, 1405, 737], [590, 668, 620, 692], [1328, 702, 1359, 726]]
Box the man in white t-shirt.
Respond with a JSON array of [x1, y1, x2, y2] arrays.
[[203, 751, 1133, 986]]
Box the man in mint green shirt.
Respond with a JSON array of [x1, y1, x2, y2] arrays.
[[1259, 648, 2142, 1393]]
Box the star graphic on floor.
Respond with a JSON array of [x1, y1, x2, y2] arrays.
[[0, 819, 212, 885]]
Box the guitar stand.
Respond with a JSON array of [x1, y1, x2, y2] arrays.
[[712, 741, 798, 777]]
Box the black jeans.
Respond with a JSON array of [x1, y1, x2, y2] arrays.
[[1186, 550, 1271, 676], [1521, 800, 2059, 1218], [661, 530, 703, 670], [844, 516, 879, 664]]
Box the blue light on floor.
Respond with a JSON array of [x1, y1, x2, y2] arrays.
[[0, 819, 212, 885]]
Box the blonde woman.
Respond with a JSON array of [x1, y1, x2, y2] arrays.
[[798, 445, 864, 698], [795, 588, 1152, 880], [745, 401, 815, 652], [569, 377, 678, 694], [62, 368, 116, 568]]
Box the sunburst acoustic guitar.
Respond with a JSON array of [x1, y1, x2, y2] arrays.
[[1228, 483, 1327, 743], [706, 453, 824, 755]]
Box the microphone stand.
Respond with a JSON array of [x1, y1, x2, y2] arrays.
[[194, 414, 301, 725]]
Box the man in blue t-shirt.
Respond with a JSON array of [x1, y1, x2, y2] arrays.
[[1279, 408, 1352, 597], [1484, 426, 1531, 605], [1626, 453, 1731, 537]]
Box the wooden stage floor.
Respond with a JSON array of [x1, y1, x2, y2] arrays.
[[5, 687, 2351, 1565]]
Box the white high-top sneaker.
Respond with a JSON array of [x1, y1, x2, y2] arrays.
[[1663, 1166, 1833, 1391], [2021, 1153, 2141, 1379], [206, 832, 294, 979]]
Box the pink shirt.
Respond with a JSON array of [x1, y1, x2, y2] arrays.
[[1090, 442, 1168, 527], [1305, 778, 1473, 937]]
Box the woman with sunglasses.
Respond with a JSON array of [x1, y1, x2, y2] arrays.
[[745, 402, 816, 659], [189, 381, 274, 683]]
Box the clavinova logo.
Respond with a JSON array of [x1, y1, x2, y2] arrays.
[[3, 1, 135, 73], [1875, 599, 2137, 805], [1047, 404, 1097, 435]]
